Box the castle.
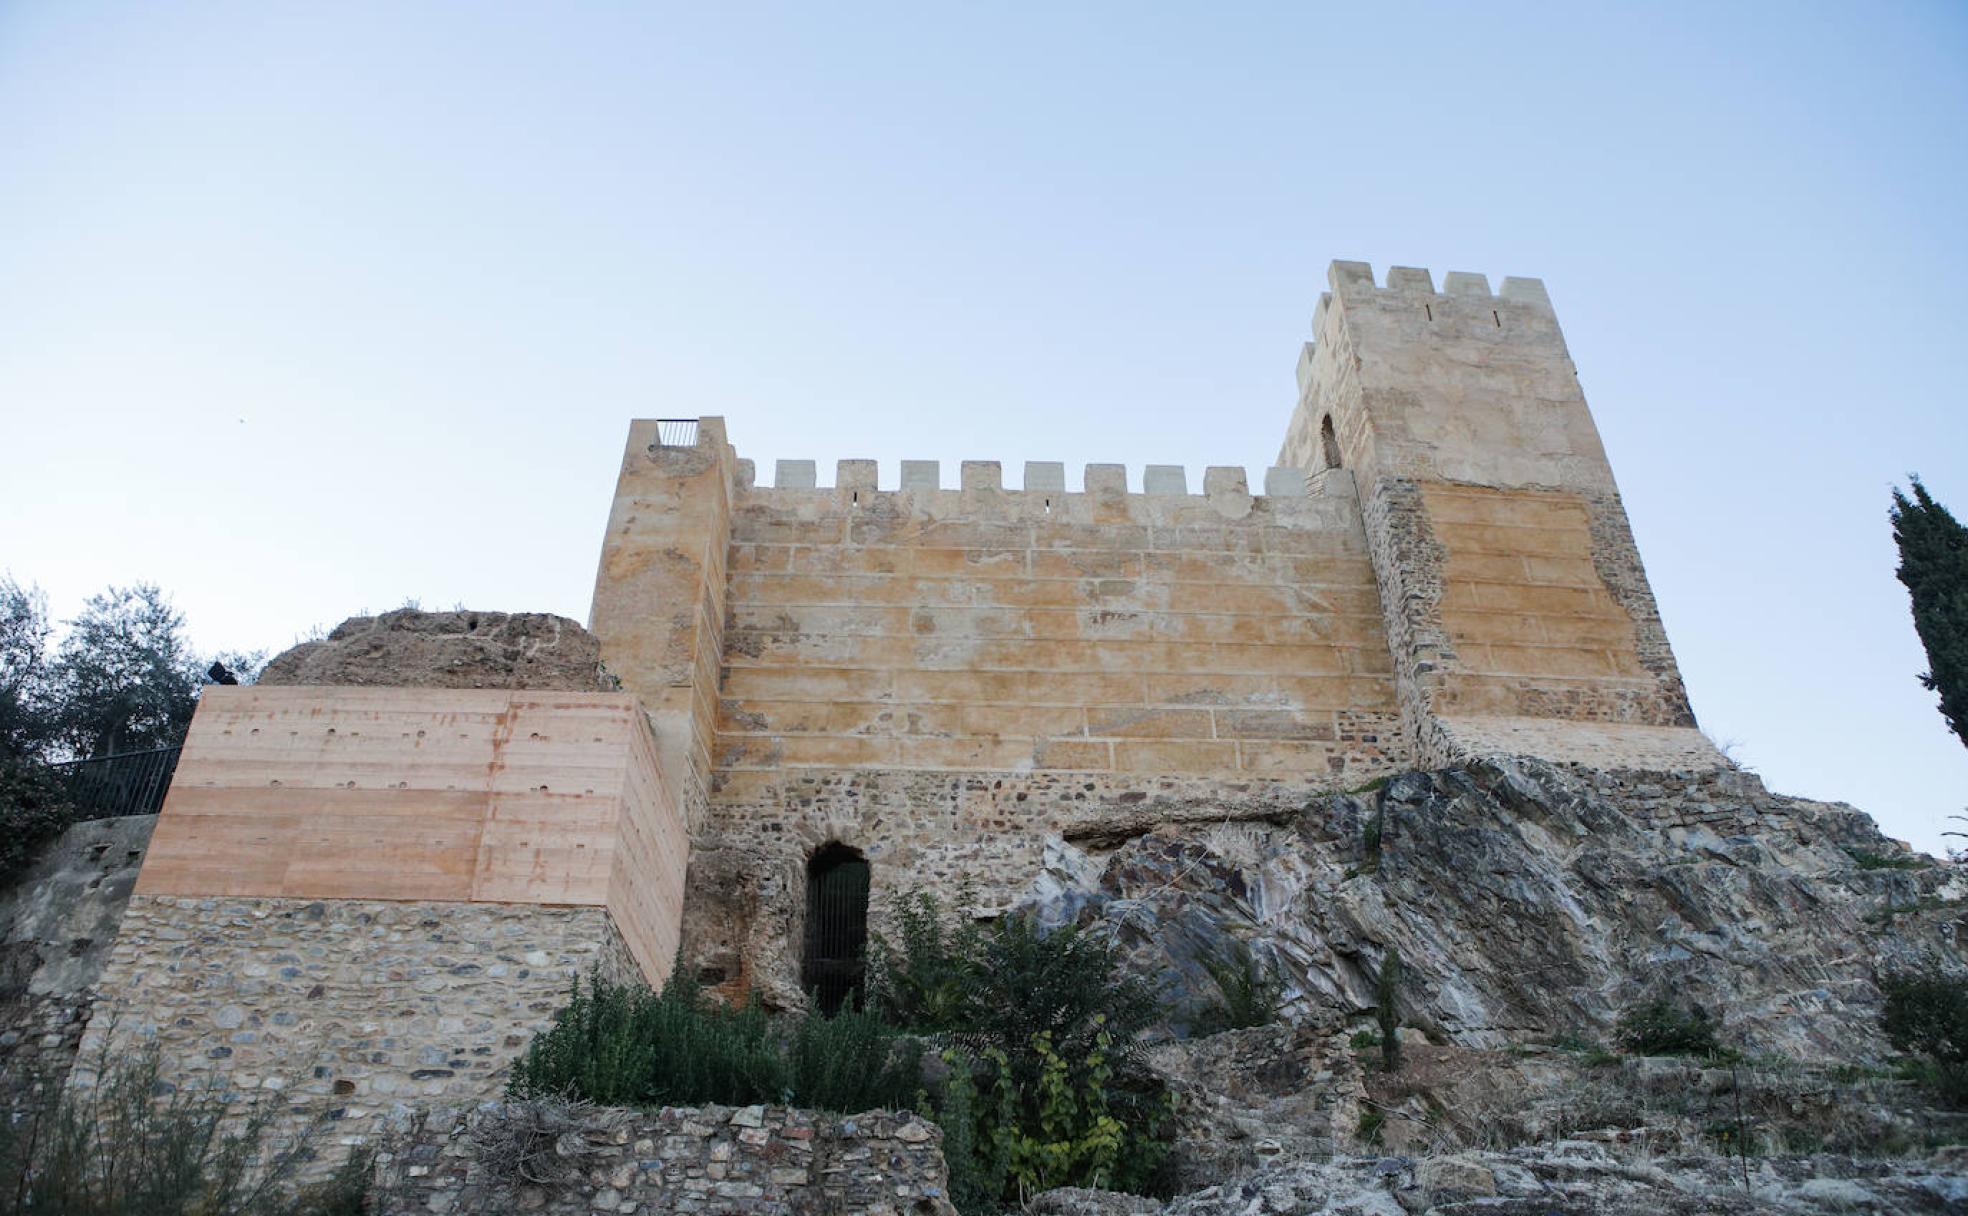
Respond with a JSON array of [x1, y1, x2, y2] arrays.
[[73, 261, 1727, 1136]]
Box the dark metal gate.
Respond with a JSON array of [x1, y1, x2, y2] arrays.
[[801, 845, 870, 1015]]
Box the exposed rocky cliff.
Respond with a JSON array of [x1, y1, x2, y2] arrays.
[[1023, 759, 1962, 1061], [0, 814, 155, 1105], [1007, 758, 1968, 1212], [258, 609, 615, 691]]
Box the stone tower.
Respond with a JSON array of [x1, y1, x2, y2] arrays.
[[1281, 261, 1712, 770]]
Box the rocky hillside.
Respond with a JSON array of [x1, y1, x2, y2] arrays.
[[1023, 759, 1963, 1061], [1009, 758, 1968, 1212]]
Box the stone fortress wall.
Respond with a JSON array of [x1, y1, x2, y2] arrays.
[[591, 260, 1724, 1005], [65, 260, 1729, 1151]]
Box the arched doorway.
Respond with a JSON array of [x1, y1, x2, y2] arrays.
[[801, 843, 870, 1014], [1320, 414, 1343, 470]]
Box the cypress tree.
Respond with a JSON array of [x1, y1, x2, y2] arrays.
[[1891, 478, 1968, 748]]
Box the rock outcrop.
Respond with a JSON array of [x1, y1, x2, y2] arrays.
[[1021, 759, 1964, 1062], [0, 814, 155, 1104], [1032, 1143, 1968, 1215], [258, 609, 616, 692]]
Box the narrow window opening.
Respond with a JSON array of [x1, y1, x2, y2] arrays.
[[801, 843, 870, 1015], [1319, 414, 1343, 471], [1493, 310, 1501, 328], [1423, 304, 1432, 322], [851, 490, 859, 505]]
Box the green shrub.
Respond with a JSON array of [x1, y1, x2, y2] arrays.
[[869, 894, 1175, 1209], [1376, 946, 1402, 1072], [1356, 1106, 1385, 1145], [0, 1046, 368, 1216], [1189, 937, 1285, 1036], [1846, 847, 1925, 871], [509, 968, 923, 1115], [1617, 997, 1724, 1058], [1360, 807, 1385, 873], [1880, 968, 1968, 1107], [509, 968, 788, 1107], [789, 999, 923, 1114]]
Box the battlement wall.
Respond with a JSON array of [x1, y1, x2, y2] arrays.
[[714, 459, 1399, 781]]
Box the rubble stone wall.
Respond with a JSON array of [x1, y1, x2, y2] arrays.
[[377, 1101, 956, 1216], [76, 896, 640, 1154], [688, 766, 1369, 1007]]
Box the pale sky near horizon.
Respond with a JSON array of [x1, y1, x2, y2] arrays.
[[2, 4, 1964, 851]]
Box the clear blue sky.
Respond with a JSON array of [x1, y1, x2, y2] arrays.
[[3, 4, 1964, 850]]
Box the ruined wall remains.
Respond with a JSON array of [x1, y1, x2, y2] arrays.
[[258, 610, 614, 692], [377, 1102, 956, 1216]]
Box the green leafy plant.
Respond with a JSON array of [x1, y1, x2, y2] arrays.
[[869, 893, 1175, 1209], [1616, 997, 1726, 1059], [1189, 937, 1285, 1036], [1355, 1106, 1385, 1145], [1880, 968, 1968, 1107], [0, 754, 71, 887], [510, 967, 788, 1108]]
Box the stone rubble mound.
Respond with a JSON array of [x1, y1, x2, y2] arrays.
[[258, 609, 616, 692]]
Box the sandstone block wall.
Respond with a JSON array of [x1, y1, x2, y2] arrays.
[[1282, 262, 1714, 771], [716, 465, 1398, 779], [590, 417, 738, 834], [378, 1102, 955, 1215]]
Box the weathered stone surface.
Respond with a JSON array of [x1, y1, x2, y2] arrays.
[[1145, 1022, 1365, 1190], [1022, 759, 1965, 1059], [259, 610, 614, 692], [376, 1101, 957, 1215], [0, 814, 155, 1103], [1034, 1145, 1968, 1214]]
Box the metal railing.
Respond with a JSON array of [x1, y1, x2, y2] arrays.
[[48, 745, 182, 821], [654, 418, 700, 448]]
